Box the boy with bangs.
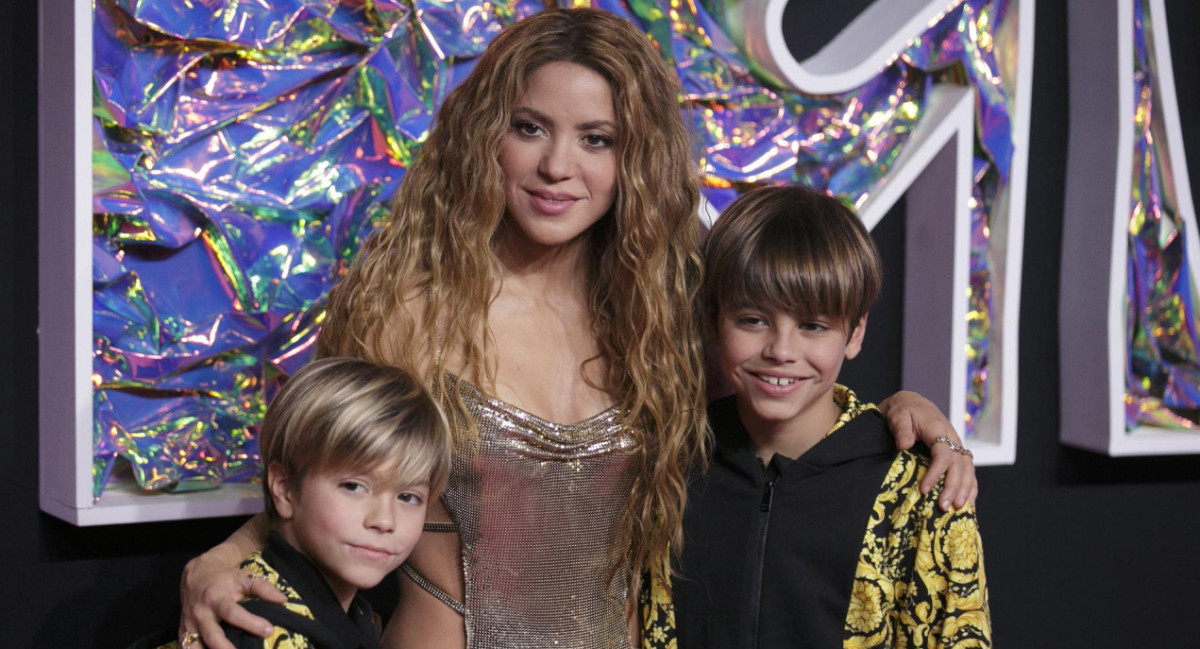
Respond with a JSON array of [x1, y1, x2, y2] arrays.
[[672, 186, 990, 648], [182, 358, 451, 649]]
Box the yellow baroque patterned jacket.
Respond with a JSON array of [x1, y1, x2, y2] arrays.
[[221, 533, 383, 649], [642, 387, 990, 649]]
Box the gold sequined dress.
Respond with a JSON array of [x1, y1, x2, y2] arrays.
[[410, 375, 637, 649]]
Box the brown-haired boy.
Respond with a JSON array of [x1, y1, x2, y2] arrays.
[[673, 186, 990, 648]]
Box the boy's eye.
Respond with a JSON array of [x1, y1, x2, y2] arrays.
[[398, 492, 424, 505], [799, 321, 828, 332], [339, 481, 366, 493], [736, 314, 767, 327]]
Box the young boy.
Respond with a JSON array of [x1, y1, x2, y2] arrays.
[[670, 186, 990, 648], [199, 357, 450, 649]]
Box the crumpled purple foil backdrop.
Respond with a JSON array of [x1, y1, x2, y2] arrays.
[[1124, 0, 1200, 431], [92, 0, 1020, 498]]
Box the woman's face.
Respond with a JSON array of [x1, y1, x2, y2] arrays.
[[498, 61, 618, 255]]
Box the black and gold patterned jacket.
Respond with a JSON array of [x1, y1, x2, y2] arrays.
[[223, 533, 383, 649], [642, 386, 990, 649]]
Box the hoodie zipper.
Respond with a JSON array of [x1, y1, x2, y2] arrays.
[[750, 476, 776, 648]]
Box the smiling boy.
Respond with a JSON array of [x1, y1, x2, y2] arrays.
[[672, 186, 990, 649]]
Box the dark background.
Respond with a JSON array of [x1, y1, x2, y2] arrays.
[[3, 1, 1199, 646]]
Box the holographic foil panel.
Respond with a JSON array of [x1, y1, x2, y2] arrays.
[[1124, 0, 1200, 431], [92, 0, 1020, 498]]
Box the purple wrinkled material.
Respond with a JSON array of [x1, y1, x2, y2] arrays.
[[1124, 0, 1200, 431]]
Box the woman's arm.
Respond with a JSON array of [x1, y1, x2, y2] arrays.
[[877, 391, 978, 511], [382, 499, 466, 649], [179, 513, 284, 649]]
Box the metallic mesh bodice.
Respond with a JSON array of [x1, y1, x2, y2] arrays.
[[442, 376, 637, 649]]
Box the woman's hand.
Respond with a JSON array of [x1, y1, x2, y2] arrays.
[[878, 390, 978, 511], [179, 545, 284, 649]]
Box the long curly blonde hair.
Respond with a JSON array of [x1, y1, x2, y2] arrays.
[[318, 7, 705, 590]]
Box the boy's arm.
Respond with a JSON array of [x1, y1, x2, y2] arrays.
[[877, 391, 978, 510], [639, 566, 676, 649], [180, 513, 284, 649]]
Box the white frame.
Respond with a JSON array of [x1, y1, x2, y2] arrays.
[[38, 0, 264, 524], [1061, 0, 1200, 455]]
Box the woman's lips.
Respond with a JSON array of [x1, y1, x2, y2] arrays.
[[527, 189, 579, 215]]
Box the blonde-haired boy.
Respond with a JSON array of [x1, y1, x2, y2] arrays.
[[221, 357, 450, 649]]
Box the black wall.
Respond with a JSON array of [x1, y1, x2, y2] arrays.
[[3, 1, 1199, 646]]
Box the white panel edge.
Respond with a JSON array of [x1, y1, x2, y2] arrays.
[[742, 0, 954, 95]]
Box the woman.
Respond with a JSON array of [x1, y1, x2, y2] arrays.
[[180, 8, 976, 649]]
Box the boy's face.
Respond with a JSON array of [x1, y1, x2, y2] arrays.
[[270, 460, 429, 610], [717, 304, 866, 438]]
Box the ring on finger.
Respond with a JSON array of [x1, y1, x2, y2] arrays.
[[181, 631, 201, 649], [933, 434, 973, 459], [246, 572, 264, 589]]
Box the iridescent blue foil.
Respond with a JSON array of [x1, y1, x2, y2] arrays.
[[92, 0, 415, 497], [93, 0, 1022, 498], [1124, 0, 1200, 431], [906, 0, 1016, 433]]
